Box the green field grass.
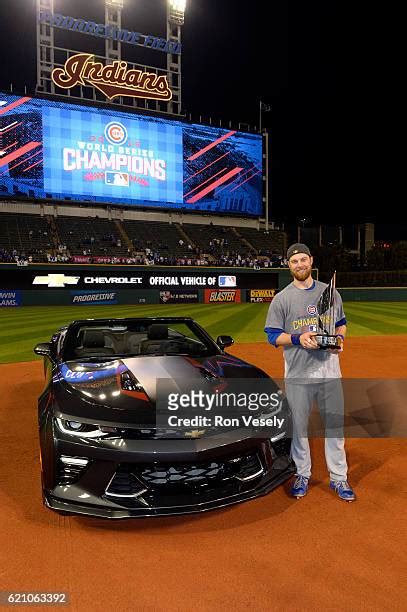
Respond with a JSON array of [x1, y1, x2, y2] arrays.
[[0, 302, 406, 364]]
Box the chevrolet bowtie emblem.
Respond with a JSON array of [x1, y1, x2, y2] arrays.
[[184, 429, 206, 439], [33, 274, 80, 288]]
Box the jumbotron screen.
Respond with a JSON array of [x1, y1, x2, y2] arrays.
[[0, 92, 263, 217]]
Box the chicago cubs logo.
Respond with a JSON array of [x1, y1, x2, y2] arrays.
[[307, 305, 317, 315], [104, 122, 128, 146]]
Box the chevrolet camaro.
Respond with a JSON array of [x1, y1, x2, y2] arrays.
[[34, 317, 294, 518]]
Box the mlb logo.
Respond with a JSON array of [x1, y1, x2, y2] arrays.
[[105, 171, 129, 187], [309, 325, 317, 332], [218, 275, 236, 287]]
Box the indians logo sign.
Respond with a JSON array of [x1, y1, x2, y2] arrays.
[[52, 53, 172, 101]]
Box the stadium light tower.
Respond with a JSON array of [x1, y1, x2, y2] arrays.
[[37, 0, 184, 115], [167, 0, 186, 114], [168, 0, 186, 25], [105, 0, 124, 62], [36, 0, 55, 95]]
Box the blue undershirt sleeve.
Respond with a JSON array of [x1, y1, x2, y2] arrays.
[[264, 327, 285, 347], [335, 317, 347, 327]]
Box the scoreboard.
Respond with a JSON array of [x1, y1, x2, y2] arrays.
[[0, 92, 263, 217]]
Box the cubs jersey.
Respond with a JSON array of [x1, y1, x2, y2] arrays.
[[264, 279, 346, 380]]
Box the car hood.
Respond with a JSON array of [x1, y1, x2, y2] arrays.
[[53, 353, 267, 425]]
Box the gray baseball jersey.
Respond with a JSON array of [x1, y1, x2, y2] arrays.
[[265, 279, 346, 380]]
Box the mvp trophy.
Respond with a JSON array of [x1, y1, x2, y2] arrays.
[[314, 271, 343, 350]]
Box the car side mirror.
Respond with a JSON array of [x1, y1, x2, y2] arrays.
[[216, 335, 234, 349], [34, 342, 51, 357]]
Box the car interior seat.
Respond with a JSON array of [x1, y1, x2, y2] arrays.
[[125, 332, 147, 355], [75, 330, 116, 357], [140, 324, 169, 354]]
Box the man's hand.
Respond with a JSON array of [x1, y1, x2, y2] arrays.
[[328, 335, 344, 354], [299, 331, 319, 350]]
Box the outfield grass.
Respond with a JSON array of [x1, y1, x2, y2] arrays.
[[0, 302, 406, 364]]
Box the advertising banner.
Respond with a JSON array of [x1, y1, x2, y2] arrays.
[[0, 289, 22, 307], [204, 289, 241, 303], [159, 290, 199, 304], [20, 288, 159, 306], [247, 289, 278, 303], [70, 290, 118, 305], [0, 268, 278, 290]]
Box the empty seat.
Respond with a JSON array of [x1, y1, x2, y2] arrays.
[[75, 330, 116, 357], [140, 325, 169, 354], [125, 333, 147, 355]]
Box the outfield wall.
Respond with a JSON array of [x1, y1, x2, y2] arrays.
[[338, 288, 407, 302], [0, 264, 292, 307], [1, 264, 406, 306]]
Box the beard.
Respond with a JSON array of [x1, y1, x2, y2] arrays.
[[291, 266, 312, 281]]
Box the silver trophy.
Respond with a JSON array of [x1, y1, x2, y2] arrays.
[[314, 272, 342, 350]]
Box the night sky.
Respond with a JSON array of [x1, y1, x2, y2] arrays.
[[0, 1, 400, 239]]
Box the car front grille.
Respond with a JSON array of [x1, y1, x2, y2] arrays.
[[116, 427, 218, 440], [104, 451, 264, 499], [141, 461, 223, 486], [105, 466, 147, 498], [57, 456, 90, 485]]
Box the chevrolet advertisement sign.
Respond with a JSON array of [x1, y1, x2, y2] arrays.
[[0, 269, 279, 290]]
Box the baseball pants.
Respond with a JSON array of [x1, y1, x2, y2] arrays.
[[285, 379, 348, 481]]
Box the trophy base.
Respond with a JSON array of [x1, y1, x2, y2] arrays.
[[314, 334, 342, 350]]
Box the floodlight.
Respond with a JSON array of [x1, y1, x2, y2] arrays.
[[169, 0, 186, 12], [105, 0, 124, 8]]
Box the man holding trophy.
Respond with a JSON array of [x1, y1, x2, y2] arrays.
[[264, 243, 356, 502]]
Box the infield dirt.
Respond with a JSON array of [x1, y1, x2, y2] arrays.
[[0, 335, 406, 611]]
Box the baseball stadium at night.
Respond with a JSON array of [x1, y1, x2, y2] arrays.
[[0, 1, 405, 610]]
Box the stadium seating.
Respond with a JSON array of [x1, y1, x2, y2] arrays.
[[180, 224, 249, 257], [0, 212, 52, 261], [236, 227, 286, 256], [54, 216, 129, 256], [123, 220, 189, 256], [0, 207, 288, 266]]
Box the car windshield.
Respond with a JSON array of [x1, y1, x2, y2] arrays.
[[63, 319, 218, 361]]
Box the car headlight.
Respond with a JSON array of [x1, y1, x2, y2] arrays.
[[55, 418, 118, 438], [66, 420, 82, 431], [121, 371, 144, 392]]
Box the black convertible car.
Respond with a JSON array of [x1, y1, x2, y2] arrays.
[[34, 317, 294, 518]]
